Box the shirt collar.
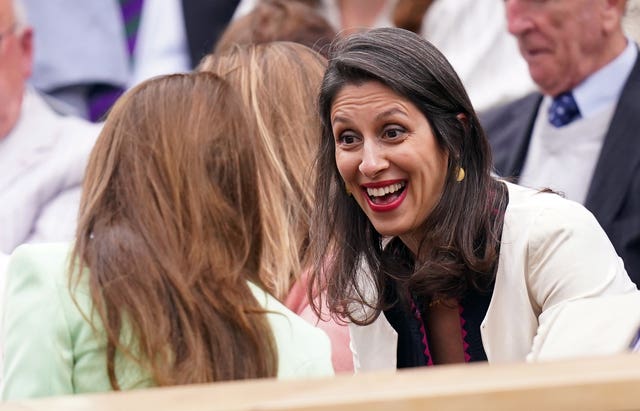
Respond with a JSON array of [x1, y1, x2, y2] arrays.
[[572, 38, 638, 118]]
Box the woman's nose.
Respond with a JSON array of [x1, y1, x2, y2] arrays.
[[358, 141, 389, 179]]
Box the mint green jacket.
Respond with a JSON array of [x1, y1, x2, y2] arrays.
[[2, 243, 334, 400]]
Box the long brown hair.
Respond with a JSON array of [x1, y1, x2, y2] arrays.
[[199, 43, 327, 301], [312, 28, 507, 324], [71, 72, 278, 388]]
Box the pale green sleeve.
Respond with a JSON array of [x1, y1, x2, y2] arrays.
[[290, 327, 335, 378], [2, 245, 75, 400], [249, 283, 335, 379]]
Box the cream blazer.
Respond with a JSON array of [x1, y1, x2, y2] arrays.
[[349, 182, 638, 371]]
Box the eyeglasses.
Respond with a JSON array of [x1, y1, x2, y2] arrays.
[[0, 23, 17, 50]]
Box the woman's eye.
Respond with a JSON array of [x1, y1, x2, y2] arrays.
[[337, 133, 358, 145], [384, 127, 405, 139]]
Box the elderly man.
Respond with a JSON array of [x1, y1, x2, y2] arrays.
[[481, 0, 640, 285], [0, 0, 100, 254]]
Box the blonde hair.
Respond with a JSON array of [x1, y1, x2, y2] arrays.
[[199, 43, 327, 300]]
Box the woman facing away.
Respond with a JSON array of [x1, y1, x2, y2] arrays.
[[199, 42, 352, 372], [310, 27, 637, 371], [2, 72, 333, 400]]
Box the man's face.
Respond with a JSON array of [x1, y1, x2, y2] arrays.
[[505, 0, 619, 96], [0, 0, 32, 139]]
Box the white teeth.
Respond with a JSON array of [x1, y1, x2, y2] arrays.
[[366, 182, 405, 197]]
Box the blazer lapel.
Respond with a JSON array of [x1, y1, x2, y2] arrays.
[[0, 91, 57, 191], [483, 93, 542, 180], [504, 94, 543, 180], [584, 52, 640, 227]]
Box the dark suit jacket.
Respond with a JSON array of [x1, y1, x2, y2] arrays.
[[182, 0, 241, 67], [480, 53, 640, 286]]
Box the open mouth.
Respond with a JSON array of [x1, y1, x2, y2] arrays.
[[365, 182, 406, 205], [361, 181, 408, 212]]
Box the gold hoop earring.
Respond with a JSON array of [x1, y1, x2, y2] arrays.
[[456, 167, 465, 182], [345, 184, 352, 196]]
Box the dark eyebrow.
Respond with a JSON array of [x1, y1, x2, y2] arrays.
[[333, 108, 409, 126], [375, 108, 409, 121], [332, 115, 349, 126]]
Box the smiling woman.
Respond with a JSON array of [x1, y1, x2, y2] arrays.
[[331, 81, 448, 243], [309, 27, 638, 370]]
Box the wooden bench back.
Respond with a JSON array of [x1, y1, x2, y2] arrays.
[[2, 353, 640, 410]]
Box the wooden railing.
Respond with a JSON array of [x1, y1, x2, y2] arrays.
[[2, 353, 640, 411]]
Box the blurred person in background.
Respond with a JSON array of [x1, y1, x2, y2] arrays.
[[233, 0, 534, 111], [481, 0, 640, 285], [21, 0, 241, 121], [0, 0, 100, 254], [393, 0, 536, 111], [200, 42, 352, 373], [215, 0, 336, 57]]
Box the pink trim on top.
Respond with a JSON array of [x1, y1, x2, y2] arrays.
[[459, 304, 471, 362], [410, 298, 433, 366]]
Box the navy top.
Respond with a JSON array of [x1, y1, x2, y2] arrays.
[[383, 186, 507, 367], [383, 284, 493, 367]]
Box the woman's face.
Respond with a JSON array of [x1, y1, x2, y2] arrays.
[[330, 81, 449, 244]]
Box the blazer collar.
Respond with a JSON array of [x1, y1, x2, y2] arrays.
[[584, 49, 640, 227], [504, 93, 543, 179], [0, 90, 59, 191]]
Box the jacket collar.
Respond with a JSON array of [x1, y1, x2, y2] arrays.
[[584, 48, 640, 227], [0, 89, 59, 191]]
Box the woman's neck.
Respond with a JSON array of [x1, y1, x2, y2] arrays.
[[398, 231, 426, 261]]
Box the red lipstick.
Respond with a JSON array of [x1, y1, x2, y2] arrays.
[[361, 180, 408, 212]]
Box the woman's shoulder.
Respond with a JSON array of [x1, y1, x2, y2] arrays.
[[499, 181, 619, 266], [2, 243, 110, 399], [10, 241, 72, 260], [6, 242, 95, 327], [500, 182, 631, 288], [503, 181, 597, 227], [248, 282, 331, 345], [248, 282, 335, 378], [8, 242, 75, 287]]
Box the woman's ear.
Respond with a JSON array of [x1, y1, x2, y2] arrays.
[[455, 113, 471, 136]]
